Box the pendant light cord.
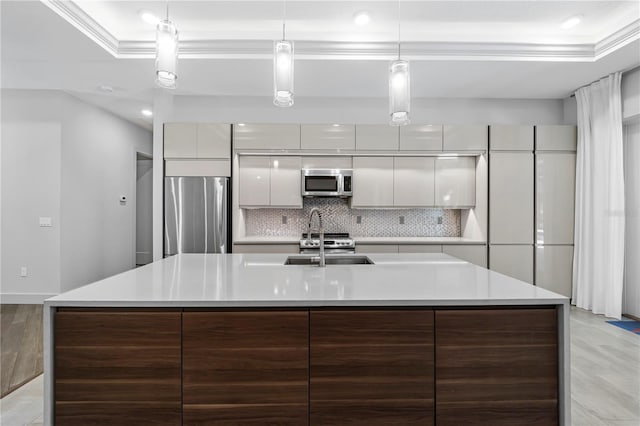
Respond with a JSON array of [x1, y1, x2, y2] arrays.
[[397, 0, 401, 59], [165, 0, 169, 20], [282, 0, 287, 40]]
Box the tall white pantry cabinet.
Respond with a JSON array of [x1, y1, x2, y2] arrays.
[[488, 125, 576, 297]]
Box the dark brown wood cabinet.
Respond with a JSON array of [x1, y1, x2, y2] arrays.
[[310, 309, 435, 425], [182, 310, 309, 425], [435, 308, 559, 425], [54, 309, 182, 426]]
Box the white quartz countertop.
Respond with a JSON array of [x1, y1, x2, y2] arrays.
[[45, 253, 566, 307], [234, 236, 486, 245]]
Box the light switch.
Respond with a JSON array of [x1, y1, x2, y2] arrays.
[[39, 217, 53, 227]]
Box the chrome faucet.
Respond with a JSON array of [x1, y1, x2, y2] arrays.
[[307, 208, 325, 267]]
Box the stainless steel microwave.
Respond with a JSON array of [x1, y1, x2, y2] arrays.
[[301, 169, 352, 197]]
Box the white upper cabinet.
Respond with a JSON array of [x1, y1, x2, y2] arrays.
[[393, 157, 435, 207], [239, 156, 270, 207], [435, 157, 476, 207], [489, 152, 534, 244], [238, 156, 302, 208], [164, 123, 197, 158], [490, 125, 534, 151], [301, 124, 355, 150], [535, 125, 577, 151], [355, 125, 399, 150], [351, 157, 394, 207], [164, 123, 231, 159], [399, 125, 443, 151], [535, 153, 576, 245], [443, 125, 488, 151], [233, 124, 300, 150], [270, 156, 302, 208]]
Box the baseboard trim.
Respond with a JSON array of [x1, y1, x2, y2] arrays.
[[0, 293, 57, 304], [623, 313, 640, 321]]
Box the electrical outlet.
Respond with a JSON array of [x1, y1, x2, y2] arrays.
[[282, 215, 287, 224], [437, 216, 443, 224], [399, 216, 405, 225], [20, 266, 27, 277], [356, 215, 362, 224]]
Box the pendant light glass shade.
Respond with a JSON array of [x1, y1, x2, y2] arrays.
[[273, 40, 294, 107], [155, 19, 178, 89], [389, 59, 410, 126]]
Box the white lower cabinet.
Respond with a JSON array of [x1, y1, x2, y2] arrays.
[[489, 245, 533, 284], [442, 245, 487, 267], [355, 244, 398, 254], [351, 157, 394, 207], [393, 157, 435, 207], [398, 245, 442, 253], [239, 156, 302, 208], [535, 245, 573, 297]]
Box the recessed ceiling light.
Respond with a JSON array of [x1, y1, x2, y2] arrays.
[[353, 11, 370, 27], [237, 123, 246, 127], [141, 109, 153, 117], [332, 124, 341, 127], [139, 10, 160, 26], [561, 15, 583, 29]]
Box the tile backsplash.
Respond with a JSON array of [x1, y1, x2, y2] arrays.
[[244, 198, 461, 237]]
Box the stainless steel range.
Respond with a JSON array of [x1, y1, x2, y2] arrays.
[[299, 232, 355, 254]]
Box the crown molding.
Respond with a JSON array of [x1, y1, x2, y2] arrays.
[[41, 0, 640, 63], [595, 19, 640, 60], [40, 0, 119, 57]]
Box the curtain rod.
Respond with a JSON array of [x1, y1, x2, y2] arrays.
[[569, 64, 639, 98]]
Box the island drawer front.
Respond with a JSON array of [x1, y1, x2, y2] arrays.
[[310, 309, 435, 425], [182, 311, 309, 425], [435, 308, 559, 426], [54, 310, 182, 426]]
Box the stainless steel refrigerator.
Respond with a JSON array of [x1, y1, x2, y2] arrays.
[[164, 177, 229, 256]]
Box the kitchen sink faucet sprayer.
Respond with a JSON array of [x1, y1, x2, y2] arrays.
[[307, 208, 325, 267]]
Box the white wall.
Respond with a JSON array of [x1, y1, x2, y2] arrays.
[[1, 122, 61, 302], [1, 90, 152, 301]]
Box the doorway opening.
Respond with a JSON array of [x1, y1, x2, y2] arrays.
[[135, 152, 153, 267]]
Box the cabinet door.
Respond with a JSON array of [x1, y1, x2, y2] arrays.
[[183, 311, 308, 425], [489, 244, 534, 284], [239, 156, 270, 207], [54, 310, 182, 426], [351, 157, 394, 207], [442, 244, 487, 267], [435, 309, 558, 425], [536, 245, 573, 297], [356, 124, 399, 150], [535, 125, 577, 151], [233, 123, 301, 150], [400, 124, 443, 151], [536, 153, 576, 245], [301, 124, 355, 150], [310, 310, 435, 425], [196, 123, 230, 158], [394, 157, 435, 207], [164, 123, 197, 158], [270, 156, 302, 207], [490, 125, 534, 151], [435, 157, 476, 207], [443, 125, 488, 151], [490, 152, 534, 244]]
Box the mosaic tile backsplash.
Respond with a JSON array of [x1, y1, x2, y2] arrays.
[[244, 198, 461, 237]]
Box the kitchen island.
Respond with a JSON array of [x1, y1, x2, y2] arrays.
[[44, 253, 570, 425]]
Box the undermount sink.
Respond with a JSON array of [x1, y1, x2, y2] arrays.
[[284, 255, 375, 265]]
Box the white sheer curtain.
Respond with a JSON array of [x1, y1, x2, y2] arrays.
[[573, 72, 625, 319]]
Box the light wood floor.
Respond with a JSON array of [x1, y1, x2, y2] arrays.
[[0, 304, 43, 398], [0, 306, 638, 425]]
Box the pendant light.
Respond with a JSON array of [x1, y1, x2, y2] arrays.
[[389, 0, 410, 126], [155, 1, 178, 89], [274, 1, 294, 107]]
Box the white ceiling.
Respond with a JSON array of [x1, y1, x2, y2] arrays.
[[2, 1, 639, 129]]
